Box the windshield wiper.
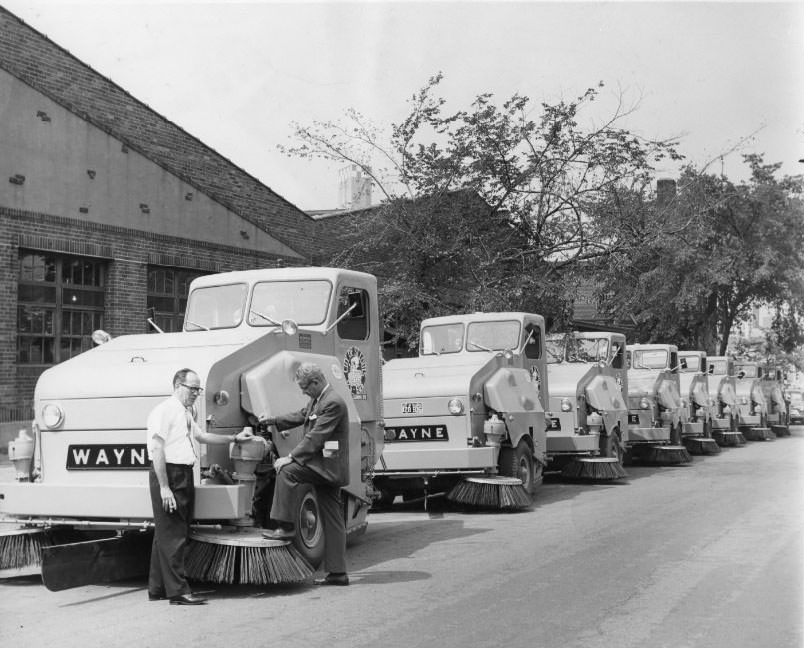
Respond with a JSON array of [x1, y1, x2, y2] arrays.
[[250, 309, 281, 326], [184, 319, 210, 331], [467, 341, 493, 352]]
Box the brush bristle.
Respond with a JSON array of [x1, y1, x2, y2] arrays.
[[447, 479, 532, 510], [645, 445, 693, 465], [712, 431, 746, 447], [743, 427, 776, 442], [683, 437, 722, 455], [186, 539, 313, 585], [0, 529, 45, 570], [771, 425, 789, 437], [561, 458, 628, 480]]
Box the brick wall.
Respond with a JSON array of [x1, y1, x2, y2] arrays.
[[0, 206, 303, 412]]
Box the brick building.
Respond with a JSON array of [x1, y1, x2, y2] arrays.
[[0, 7, 317, 419]]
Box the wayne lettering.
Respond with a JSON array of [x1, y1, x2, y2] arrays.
[[386, 425, 449, 442], [66, 444, 151, 470]]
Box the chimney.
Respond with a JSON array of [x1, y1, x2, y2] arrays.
[[656, 178, 677, 208], [338, 164, 372, 210]]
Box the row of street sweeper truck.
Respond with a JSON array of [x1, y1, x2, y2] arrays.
[[0, 266, 792, 589]]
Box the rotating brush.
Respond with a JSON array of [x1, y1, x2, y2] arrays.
[[770, 425, 790, 438], [683, 436, 722, 455], [0, 528, 46, 577], [561, 457, 628, 480], [742, 427, 776, 442], [712, 430, 746, 447], [447, 476, 532, 510], [185, 438, 313, 585], [644, 444, 693, 465]]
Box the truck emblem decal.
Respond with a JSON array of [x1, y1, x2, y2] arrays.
[[344, 346, 367, 400]]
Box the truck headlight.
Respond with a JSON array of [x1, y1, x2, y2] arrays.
[[640, 398, 650, 410], [741, 397, 748, 405], [41, 403, 64, 429], [560, 398, 572, 412], [448, 398, 464, 415]]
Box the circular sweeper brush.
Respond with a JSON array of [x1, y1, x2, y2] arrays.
[[561, 457, 628, 481], [644, 444, 693, 465], [187, 527, 313, 585], [447, 476, 532, 510], [683, 436, 722, 455]]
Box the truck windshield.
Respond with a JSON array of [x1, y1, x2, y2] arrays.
[[680, 356, 702, 371], [420, 323, 464, 355], [545, 338, 564, 364], [249, 280, 332, 326], [467, 321, 520, 353], [631, 349, 668, 369], [569, 338, 609, 363], [184, 283, 248, 330], [735, 365, 758, 378], [709, 359, 727, 375]]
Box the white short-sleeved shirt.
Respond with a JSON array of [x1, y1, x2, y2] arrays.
[[146, 394, 198, 465]]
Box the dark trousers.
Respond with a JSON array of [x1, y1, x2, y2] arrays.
[[271, 462, 347, 574], [148, 464, 194, 598]]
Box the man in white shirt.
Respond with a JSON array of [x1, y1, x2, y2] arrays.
[[146, 368, 252, 605]]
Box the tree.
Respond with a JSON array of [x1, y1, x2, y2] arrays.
[[281, 74, 680, 350], [593, 154, 804, 355]]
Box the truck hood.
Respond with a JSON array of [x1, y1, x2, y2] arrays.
[[382, 354, 495, 399], [35, 329, 267, 400], [547, 363, 591, 397]]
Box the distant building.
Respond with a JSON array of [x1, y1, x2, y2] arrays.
[[338, 164, 373, 210], [0, 7, 316, 417]]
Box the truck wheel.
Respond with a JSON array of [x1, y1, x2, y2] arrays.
[[499, 440, 537, 495], [600, 428, 623, 466], [670, 422, 683, 445], [292, 484, 325, 568]]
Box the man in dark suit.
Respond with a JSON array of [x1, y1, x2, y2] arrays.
[[260, 362, 350, 586]]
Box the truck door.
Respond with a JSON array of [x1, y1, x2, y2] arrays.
[[334, 284, 380, 422]]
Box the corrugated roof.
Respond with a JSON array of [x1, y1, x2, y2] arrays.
[[0, 6, 314, 255]]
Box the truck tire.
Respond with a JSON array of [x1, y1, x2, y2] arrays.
[[670, 422, 683, 445], [292, 484, 325, 568], [499, 439, 539, 495], [600, 427, 624, 466]]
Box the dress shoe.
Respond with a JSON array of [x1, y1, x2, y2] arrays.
[[169, 593, 207, 605], [262, 528, 295, 540], [148, 591, 166, 601], [314, 573, 349, 586]]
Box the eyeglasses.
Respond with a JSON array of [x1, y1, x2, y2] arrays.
[[181, 384, 204, 394]]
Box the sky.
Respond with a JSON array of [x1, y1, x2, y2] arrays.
[[3, 0, 803, 211]]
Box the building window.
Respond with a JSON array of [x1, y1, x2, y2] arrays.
[[147, 267, 206, 333], [17, 251, 105, 365]]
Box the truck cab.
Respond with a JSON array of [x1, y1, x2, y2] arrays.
[[375, 312, 548, 502], [544, 332, 627, 469], [677, 350, 715, 436], [732, 360, 769, 433], [624, 344, 684, 457], [759, 366, 789, 434]]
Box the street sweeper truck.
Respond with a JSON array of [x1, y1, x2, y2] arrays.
[[733, 359, 773, 441], [373, 312, 548, 509], [0, 267, 385, 589], [624, 344, 692, 464], [543, 331, 628, 479], [705, 356, 745, 446], [759, 365, 790, 437], [675, 350, 721, 455]]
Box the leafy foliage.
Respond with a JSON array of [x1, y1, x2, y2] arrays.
[[281, 74, 680, 350], [593, 155, 804, 355]]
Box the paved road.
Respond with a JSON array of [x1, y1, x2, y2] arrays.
[[1, 430, 802, 648]]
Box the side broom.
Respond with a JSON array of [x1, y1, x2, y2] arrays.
[[185, 437, 313, 585], [447, 476, 532, 510]]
